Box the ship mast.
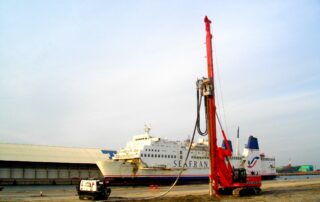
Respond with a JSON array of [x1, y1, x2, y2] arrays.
[[204, 16, 219, 196], [144, 124, 151, 134], [236, 126, 240, 156]]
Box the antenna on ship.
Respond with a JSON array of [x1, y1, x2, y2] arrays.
[[144, 124, 151, 134]]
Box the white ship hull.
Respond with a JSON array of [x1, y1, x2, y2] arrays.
[[96, 159, 209, 185], [96, 158, 276, 185]]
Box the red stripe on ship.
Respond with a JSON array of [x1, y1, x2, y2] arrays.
[[248, 160, 258, 168]]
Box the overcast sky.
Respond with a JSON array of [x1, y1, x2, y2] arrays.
[[1, 0, 319, 168]]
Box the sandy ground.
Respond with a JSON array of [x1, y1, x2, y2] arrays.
[[1, 178, 320, 202]]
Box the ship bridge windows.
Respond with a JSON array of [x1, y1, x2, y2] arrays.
[[135, 137, 148, 141]]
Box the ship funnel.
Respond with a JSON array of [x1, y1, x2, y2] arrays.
[[245, 136, 259, 150]]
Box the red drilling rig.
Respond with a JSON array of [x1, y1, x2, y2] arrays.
[[199, 16, 262, 197]]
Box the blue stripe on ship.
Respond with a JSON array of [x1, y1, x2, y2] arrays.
[[104, 176, 209, 185]]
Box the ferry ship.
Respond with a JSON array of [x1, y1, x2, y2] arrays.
[[97, 127, 276, 185]]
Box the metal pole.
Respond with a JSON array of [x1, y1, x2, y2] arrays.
[[204, 16, 219, 195], [236, 126, 240, 156]]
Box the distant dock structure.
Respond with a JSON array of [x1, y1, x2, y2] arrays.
[[0, 143, 115, 185]]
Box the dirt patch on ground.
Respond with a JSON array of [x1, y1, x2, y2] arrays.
[[1, 179, 320, 201], [134, 183, 320, 202]]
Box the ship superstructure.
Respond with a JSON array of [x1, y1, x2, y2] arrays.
[[114, 126, 209, 170]]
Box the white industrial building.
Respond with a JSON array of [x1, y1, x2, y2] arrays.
[[0, 143, 115, 185]]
